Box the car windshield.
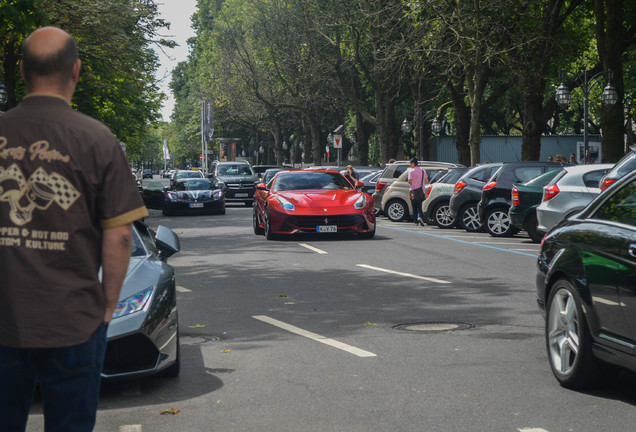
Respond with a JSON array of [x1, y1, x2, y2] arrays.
[[176, 179, 213, 191], [522, 168, 563, 187], [272, 171, 353, 191], [218, 165, 254, 176], [177, 171, 202, 179], [130, 228, 146, 257]]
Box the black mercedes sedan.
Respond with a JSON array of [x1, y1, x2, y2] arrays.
[[142, 178, 225, 216], [536, 168, 636, 390], [103, 220, 181, 380]]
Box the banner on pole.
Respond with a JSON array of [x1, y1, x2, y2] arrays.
[[163, 140, 170, 160]]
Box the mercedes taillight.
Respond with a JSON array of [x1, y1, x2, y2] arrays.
[[454, 180, 467, 195], [543, 184, 560, 202], [511, 187, 520, 206]]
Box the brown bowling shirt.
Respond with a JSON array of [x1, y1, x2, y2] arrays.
[[0, 94, 148, 348]]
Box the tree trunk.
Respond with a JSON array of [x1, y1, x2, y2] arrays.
[[521, 79, 545, 161], [310, 117, 322, 165], [596, 0, 626, 162]]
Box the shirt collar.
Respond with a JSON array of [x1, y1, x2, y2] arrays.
[[23, 92, 71, 106]]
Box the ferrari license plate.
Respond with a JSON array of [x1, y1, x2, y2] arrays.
[[317, 225, 337, 233], [189, 203, 204, 208], [235, 193, 248, 197]]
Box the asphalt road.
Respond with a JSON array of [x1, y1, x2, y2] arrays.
[[27, 199, 636, 432]]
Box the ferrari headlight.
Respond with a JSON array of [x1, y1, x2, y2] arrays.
[[277, 196, 295, 211], [112, 287, 153, 319], [354, 194, 367, 209]]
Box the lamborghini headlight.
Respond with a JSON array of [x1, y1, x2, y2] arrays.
[[112, 287, 153, 319]]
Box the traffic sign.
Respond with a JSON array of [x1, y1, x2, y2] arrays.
[[333, 134, 342, 149]]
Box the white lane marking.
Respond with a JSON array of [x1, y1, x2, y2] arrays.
[[176, 285, 191, 293], [518, 429, 549, 432], [299, 243, 328, 254], [120, 426, 142, 432], [357, 264, 451, 284], [252, 315, 377, 358]]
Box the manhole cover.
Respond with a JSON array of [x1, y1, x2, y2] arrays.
[[393, 322, 474, 333]]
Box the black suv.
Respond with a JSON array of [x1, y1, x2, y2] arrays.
[[477, 162, 563, 237], [449, 163, 503, 232], [210, 161, 259, 206]]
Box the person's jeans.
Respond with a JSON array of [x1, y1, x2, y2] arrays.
[[0, 322, 108, 432], [411, 198, 424, 223]]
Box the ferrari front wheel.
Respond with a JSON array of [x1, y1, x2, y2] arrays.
[[253, 209, 264, 235], [264, 208, 277, 240]]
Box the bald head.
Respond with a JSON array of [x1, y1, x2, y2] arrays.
[[21, 27, 80, 96]]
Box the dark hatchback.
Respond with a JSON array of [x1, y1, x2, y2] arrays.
[[142, 178, 225, 216], [509, 168, 564, 243], [536, 168, 636, 389], [477, 162, 563, 237], [449, 163, 503, 232]]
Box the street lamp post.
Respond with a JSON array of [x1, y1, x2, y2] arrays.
[[401, 109, 438, 160], [0, 81, 8, 112], [555, 69, 618, 164]]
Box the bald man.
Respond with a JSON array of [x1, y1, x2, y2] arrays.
[[0, 27, 147, 431]]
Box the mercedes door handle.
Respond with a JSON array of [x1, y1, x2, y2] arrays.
[[629, 244, 636, 259]]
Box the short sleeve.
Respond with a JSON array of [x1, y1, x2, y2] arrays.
[[97, 140, 148, 229]]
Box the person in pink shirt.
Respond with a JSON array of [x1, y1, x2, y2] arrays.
[[408, 157, 428, 226]]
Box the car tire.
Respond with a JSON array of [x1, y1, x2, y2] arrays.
[[546, 279, 616, 389], [484, 207, 519, 237], [358, 225, 376, 239], [253, 209, 264, 235], [385, 199, 408, 222], [525, 212, 544, 243], [458, 203, 482, 232], [160, 331, 180, 378], [264, 208, 277, 240], [432, 202, 455, 229]]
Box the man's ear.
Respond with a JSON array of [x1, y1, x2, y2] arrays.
[[71, 59, 81, 83]]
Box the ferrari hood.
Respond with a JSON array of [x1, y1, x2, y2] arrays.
[[279, 190, 363, 206]]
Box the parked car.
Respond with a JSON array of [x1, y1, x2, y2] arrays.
[[210, 160, 259, 206], [103, 220, 181, 380], [536, 164, 613, 233], [478, 162, 563, 237], [253, 170, 375, 239], [143, 178, 225, 216], [359, 171, 381, 195], [379, 162, 462, 222], [536, 168, 636, 389], [163, 169, 175, 178], [599, 145, 636, 191], [422, 167, 469, 228], [509, 169, 564, 243], [142, 169, 154, 179], [373, 161, 461, 215], [449, 163, 504, 232]]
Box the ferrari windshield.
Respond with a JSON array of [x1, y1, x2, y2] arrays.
[[272, 171, 354, 192]]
